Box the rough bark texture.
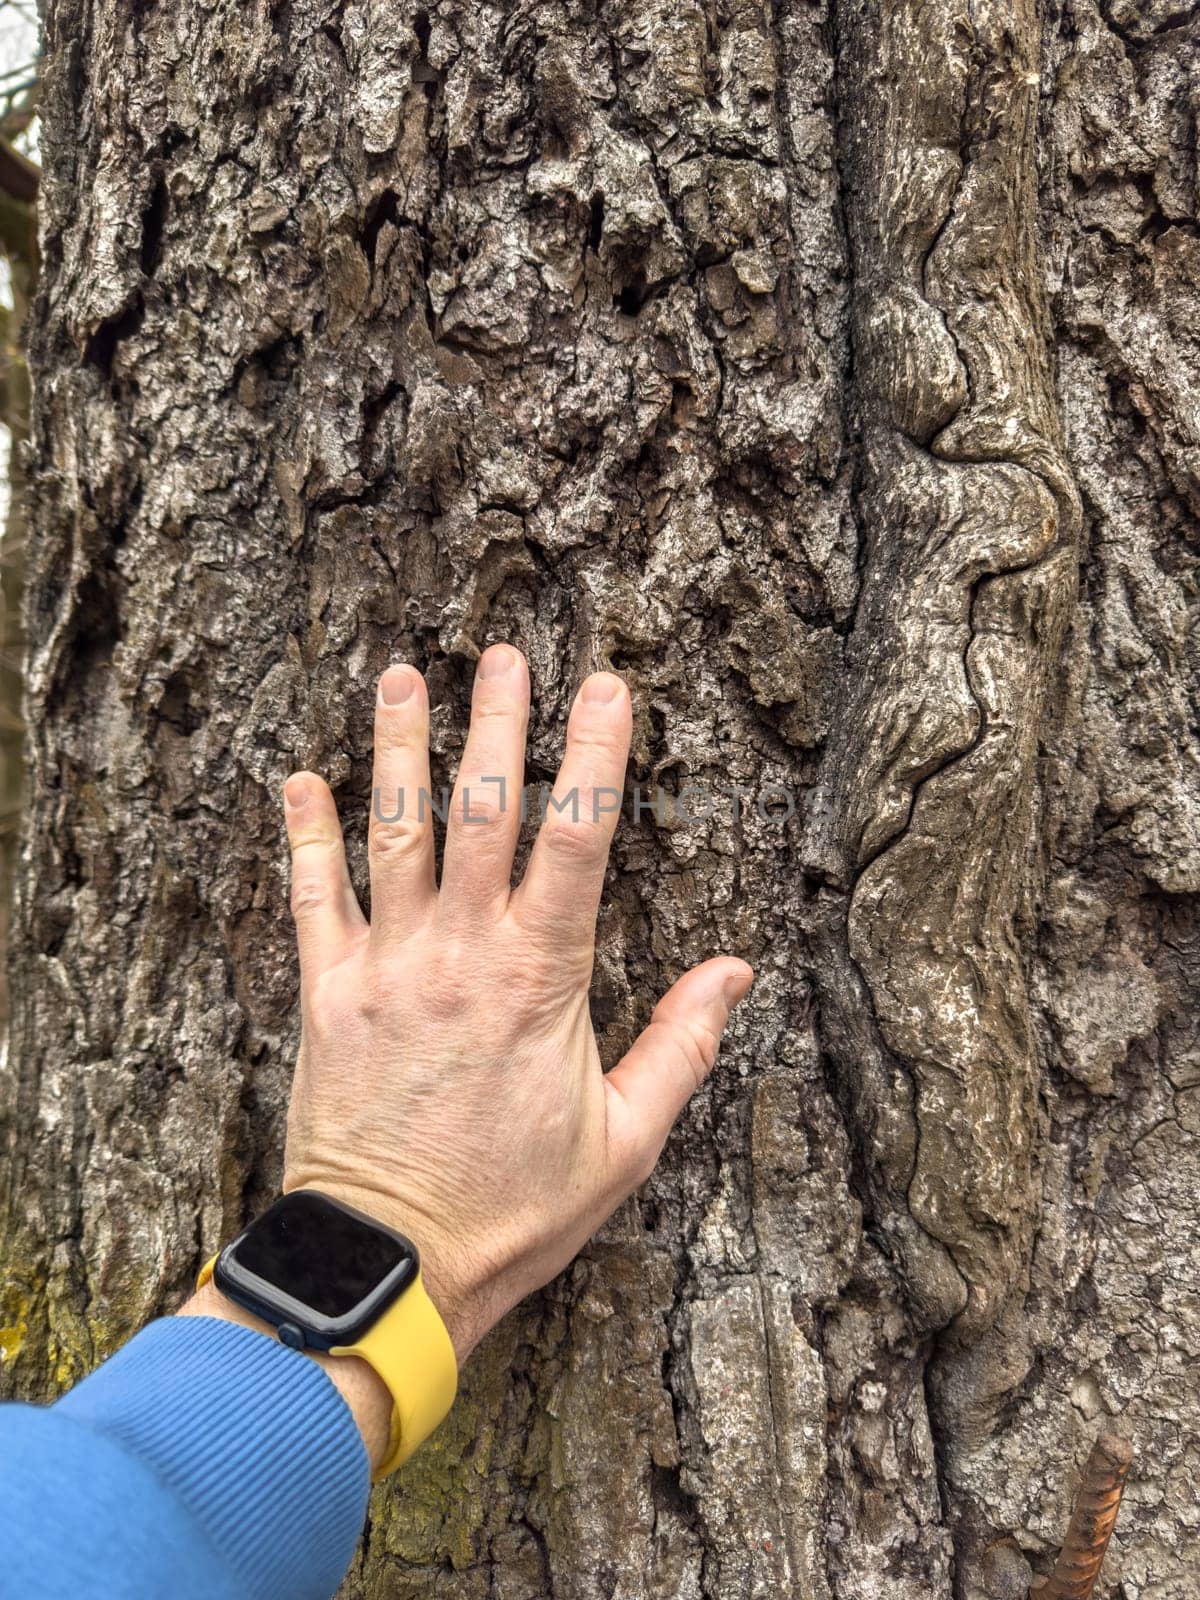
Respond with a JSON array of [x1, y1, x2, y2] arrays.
[[2, 0, 1197, 1596]]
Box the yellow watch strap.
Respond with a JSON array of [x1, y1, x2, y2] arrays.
[[197, 1253, 457, 1478], [330, 1270, 457, 1476]]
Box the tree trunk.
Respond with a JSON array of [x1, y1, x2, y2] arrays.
[[3, 0, 1197, 1595]]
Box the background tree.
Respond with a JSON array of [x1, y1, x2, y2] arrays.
[[2, 0, 1197, 1596], [0, 0, 39, 1027]]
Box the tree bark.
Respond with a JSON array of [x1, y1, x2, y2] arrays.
[[2, 0, 1198, 1596]]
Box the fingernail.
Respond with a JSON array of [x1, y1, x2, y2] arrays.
[[380, 666, 415, 705], [478, 643, 522, 680], [721, 965, 754, 1007], [581, 672, 623, 706], [284, 775, 310, 809]]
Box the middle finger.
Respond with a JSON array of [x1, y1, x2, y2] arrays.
[[437, 643, 530, 927]]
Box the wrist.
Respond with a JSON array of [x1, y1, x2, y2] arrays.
[[179, 1280, 394, 1473], [285, 1176, 487, 1363]]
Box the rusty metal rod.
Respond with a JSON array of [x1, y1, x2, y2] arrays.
[[1029, 1433, 1133, 1599]]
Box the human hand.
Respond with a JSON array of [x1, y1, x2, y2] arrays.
[[278, 644, 752, 1364]]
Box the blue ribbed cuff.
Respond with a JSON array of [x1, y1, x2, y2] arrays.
[[55, 1316, 370, 1600]]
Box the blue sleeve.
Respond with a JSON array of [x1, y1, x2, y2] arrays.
[[0, 1316, 371, 1600]]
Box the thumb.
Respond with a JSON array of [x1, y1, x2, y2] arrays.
[[604, 956, 754, 1188]]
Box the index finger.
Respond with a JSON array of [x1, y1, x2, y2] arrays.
[[509, 672, 631, 953]]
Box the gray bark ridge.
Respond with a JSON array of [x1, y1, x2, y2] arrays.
[[804, 0, 1089, 1586], [808, 0, 1079, 1349]]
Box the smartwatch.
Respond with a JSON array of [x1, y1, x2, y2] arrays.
[[198, 1189, 457, 1477]]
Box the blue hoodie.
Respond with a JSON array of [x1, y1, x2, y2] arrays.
[[0, 1317, 370, 1600]]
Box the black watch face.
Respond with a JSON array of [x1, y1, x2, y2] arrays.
[[215, 1191, 419, 1348]]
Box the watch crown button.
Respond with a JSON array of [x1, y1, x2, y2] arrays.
[[278, 1321, 306, 1350]]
